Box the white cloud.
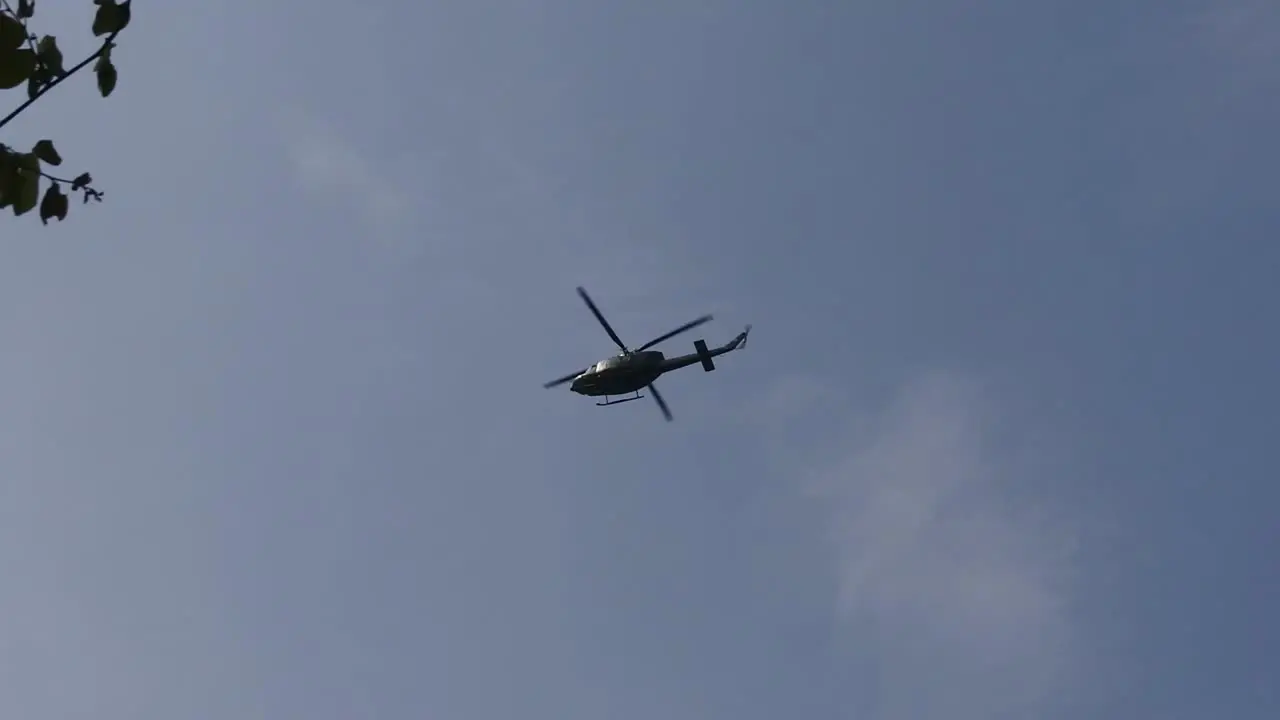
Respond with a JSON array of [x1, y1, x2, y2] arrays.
[[274, 107, 410, 232], [806, 372, 1078, 719]]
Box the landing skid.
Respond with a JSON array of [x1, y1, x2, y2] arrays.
[[596, 391, 644, 407]]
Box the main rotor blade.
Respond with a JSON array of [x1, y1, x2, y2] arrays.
[[543, 369, 585, 389], [577, 286, 629, 352], [648, 383, 673, 421], [636, 315, 713, 351]]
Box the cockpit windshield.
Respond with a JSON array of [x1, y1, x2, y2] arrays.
[[592, 355, 628, 372]]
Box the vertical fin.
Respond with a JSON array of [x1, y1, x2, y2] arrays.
[[693, 339, 716, 371]]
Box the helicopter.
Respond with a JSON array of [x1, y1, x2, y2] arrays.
[[543, 286, 751, 421]]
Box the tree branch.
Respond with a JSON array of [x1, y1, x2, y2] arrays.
[[0, 12, 121, 131]]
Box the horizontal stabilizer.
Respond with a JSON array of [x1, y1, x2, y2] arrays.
[[693, 339, 716, 372]]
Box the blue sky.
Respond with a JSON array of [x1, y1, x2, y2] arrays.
[[2, 1, 1278, 718]]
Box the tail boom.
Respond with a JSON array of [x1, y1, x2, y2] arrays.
[[658, 325, 751, 374]]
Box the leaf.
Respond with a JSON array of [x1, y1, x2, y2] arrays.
[[94, 56, 117, 97], [11, 167, 39, 217], [17, 0, 34, 20], [54, 186, 68, 219], [92, 0, 131, 37], [0, 150, 18, 209], [16, 151, 39, 173], [32, 139, 61, 166], [0, 14, 25, 51], [71, 172, 91, 191], [36, 34, 63, 76], [0, 48, 36, 89], [39, 181, 66, 224]]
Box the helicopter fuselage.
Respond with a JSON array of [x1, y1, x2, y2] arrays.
[[567, 328, 750, 398], [570, 351, 665, 396], [543, 285, 750, 421]]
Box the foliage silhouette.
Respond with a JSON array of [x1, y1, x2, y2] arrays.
[[0, 0, 130, 224]]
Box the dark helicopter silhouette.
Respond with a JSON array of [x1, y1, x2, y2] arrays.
[[543, 286, 750, 421]]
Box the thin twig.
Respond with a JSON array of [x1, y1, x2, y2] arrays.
[[38, 169, 79, 184]]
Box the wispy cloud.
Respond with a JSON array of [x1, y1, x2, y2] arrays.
[[274, 107, 410, 233], [1193, 0, 1280, 86], [754, 374, 829, 425], [807, 372, 1078, 719]]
